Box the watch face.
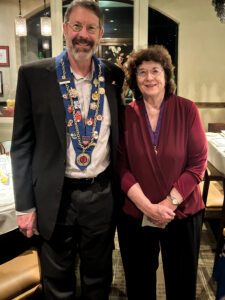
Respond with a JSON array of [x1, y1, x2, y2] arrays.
[[169, 194, 179, 205], [172, 199, 179, 205], [168, 194, 180, 206]]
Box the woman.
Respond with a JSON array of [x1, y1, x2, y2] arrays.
[[117, 45, 208, 300]]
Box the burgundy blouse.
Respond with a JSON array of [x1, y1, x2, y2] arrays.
[[117, 95, 208, 219]]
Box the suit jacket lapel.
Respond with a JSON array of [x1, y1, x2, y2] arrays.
[[105, 81, 118, 133], [45, 59, 66, 150], [104, 66, 119, 171]]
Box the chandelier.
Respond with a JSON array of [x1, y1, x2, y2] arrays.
[[15, 0, 27, 36], [41, 0, 52, 36], [212, 0, 225, 23]]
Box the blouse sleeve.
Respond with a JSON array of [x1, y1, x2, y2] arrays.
[[173, 102, 208, 199]]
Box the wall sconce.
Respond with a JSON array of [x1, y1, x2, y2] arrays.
[[42, 39, 50, 50], [15, 0, 27, 36], [41, 0, 52, 36]]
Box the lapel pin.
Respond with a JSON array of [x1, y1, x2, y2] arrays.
[[58, 78, 71, 85]]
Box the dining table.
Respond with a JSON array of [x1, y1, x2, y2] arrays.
[[0, 154, 17, 235], [206, 131, 225, 177], [0, 154, 37, 264]]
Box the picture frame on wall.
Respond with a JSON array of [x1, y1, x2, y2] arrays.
[[0, 46, 10, 66], [0, 71, 3, 96]]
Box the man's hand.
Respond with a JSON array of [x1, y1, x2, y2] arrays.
[[17, 211, 37, 238]]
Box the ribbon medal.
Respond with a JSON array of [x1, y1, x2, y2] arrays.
[[90, 102, 97, 110], [71, 132, 77, 139], [93, 131, 99, 139], [99, 88, 105, 94], [92, 91, 99, 101], [86, 118, 94, 126], [74, 101, 80, 109], [68, 105, 73, 114], [82, 136, 91, 146], [75, 111, 82, 122], [77, 153, 90, 167], [97, 115, 103, 121], [69, 88, 78, 98], [67, 119, 73, 127], [93, 78, 98, 87]]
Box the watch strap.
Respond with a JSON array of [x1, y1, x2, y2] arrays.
[[168, 194, 180, 206]]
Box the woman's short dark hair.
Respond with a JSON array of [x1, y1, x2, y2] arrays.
[[64, 0, 104, 28], [124, 45, 176, 100]]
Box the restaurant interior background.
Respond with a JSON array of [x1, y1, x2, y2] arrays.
[[0, 0, 225, 142], [0, 1, 225, 298]]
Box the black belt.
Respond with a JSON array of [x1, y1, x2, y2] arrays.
[[64, 167, 110, 187]]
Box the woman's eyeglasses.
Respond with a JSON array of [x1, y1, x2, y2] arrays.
[[136, 68, 163, 78]]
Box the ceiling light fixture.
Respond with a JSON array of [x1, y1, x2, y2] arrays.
[[15, 0, 27, 36], [41, 0, 52, 36]]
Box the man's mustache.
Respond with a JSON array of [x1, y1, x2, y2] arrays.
[[72, 37, 94, 47]]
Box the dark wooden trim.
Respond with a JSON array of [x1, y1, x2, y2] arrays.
[[100, 38, 133, 45], [195, 102, 225, 108]]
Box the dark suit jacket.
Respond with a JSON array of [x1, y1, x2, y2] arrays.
[[11, 56, 124, 240]]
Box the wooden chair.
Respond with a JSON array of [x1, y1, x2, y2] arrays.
[[201, 123, 225, 265], [208, 122, 225, 133], [214, 192, 225, 265], [202, 167, 225, 219], [0, 248, 42, 299], [201, 179, 225, 219], [0, 143, 5, 154]]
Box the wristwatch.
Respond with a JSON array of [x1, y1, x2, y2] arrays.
[[168, 194, 180, 206]]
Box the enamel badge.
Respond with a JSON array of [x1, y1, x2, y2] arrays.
[[77, 153, 90, 167]]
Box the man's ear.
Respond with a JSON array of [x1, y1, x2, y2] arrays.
[[63, 23, 67, 38], [99, 27, 104, 39]]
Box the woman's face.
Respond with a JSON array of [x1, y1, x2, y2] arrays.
[[136, 61, 166, 101]]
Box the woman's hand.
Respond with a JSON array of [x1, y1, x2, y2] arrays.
[[145, 203, 175, 227], [127, 183, 175, 227]]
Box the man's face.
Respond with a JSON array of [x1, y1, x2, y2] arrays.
[[63, 6, 104, 61]]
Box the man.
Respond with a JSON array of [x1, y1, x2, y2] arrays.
[[10, 1, 124, 299]]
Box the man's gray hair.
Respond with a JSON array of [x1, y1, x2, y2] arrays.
[[64, 0, 104, 28]]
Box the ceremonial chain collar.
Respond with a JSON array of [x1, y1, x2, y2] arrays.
[[61, 59, 104, 152], [55, 51, 105, 170]]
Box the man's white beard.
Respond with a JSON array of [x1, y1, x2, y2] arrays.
[[67, 41, 98, 61]]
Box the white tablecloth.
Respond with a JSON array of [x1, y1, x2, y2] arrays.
[[0, 154, 17, 235], [206, 132, 225, 176], [0, 201, 17, 235]]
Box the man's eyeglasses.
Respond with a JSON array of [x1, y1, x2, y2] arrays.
[[136, 68, 163, 78], [67, 22, 99, 34]]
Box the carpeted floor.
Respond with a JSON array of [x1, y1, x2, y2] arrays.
[[109, 221, 217, 300]]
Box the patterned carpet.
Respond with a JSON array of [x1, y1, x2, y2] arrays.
[[109, 221, 217, 300]]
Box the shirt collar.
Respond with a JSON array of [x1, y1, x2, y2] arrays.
[[70, 60, 94, 82]]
